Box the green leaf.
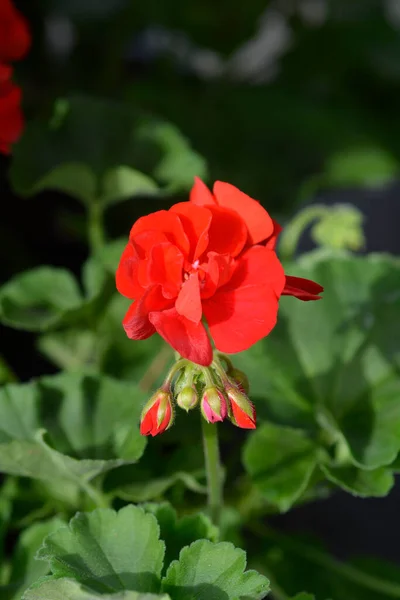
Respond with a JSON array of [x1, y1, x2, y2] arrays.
[[19, 162, 96, 205], [323, 147, 399, 189], [339, 377, 400, 469], [0, 483, 12, 565], [146, 122, 208, 192], [2, 518, 64, 600], [0, 356, 16, 384], [37, 506, 165, 594], [37, 330, 100, 371], [262, 528, 400, 600], [162, 540, 269, 600], [0, 373, 146, 485], [142, 503, 217, 572], [291, 595, 315, 600], [243, 423, 319, 512], [98, 295, 173, 383], [11, 96, 207, 206], [0, 257, 115, 333], [23, 578, 170, 600], [0, 267, 82, 331], [320, 464, 394, 497], [101, 167, 159, 206], [116, 472, 207, 503], [236, 251, 400, 473]]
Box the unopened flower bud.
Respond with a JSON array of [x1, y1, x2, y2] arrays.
[[177, 386, 198, 412], [201, 387, 227, 424], [225, 384, 256, 429], [140, 389, 173, 437], [229, 368, 250, 395]]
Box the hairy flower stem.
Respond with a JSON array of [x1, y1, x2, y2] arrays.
[[201, 418, 223, 527]]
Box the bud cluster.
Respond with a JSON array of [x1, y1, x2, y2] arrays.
[[139, 355, 255, 436]]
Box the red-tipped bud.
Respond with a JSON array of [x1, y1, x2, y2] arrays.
[[177, 386, 198, 412], [226, 384, 256, 429], [140, 389, 173, 436], [229, 368, 250, 395], [201, 387, 227, 424]]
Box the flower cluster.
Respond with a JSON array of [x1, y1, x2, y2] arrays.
[[0, 0, 30, 154], [140, 355, 256, 436], [117, 178, 323, 366]]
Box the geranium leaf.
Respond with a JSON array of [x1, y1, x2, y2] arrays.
[[162, 539, 269, 600], [237, 251, 400, 474], [37, 330, 100, 371], [1, 518, 64, 600], [23, 579, 169, 600], [14, 161, 96, 205], [36, 506, 164, 594], [0, 267, 82, 331], [0, 373, 146, 485], [263, 531, 400, 600], [145, 121, 208, 192], [323, 147, 399, 189], [243, 423, 319, 512], [11, 96, 207, 206], [116, 472, 207, 503], [142, 503, 217, 573], [0, 259, 114, 333], [101, 167, 159, 206], [320, 464, 393, 497]]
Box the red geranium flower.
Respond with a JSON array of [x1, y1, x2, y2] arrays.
[[0, 0, 31, 63], [0, 74, 23, 154], [116, 178, 323, 366]]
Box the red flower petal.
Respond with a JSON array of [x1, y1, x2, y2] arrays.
[[123, 286, 172, 340], [203, 246, 285, 353], [0, 64, 12, 83], [149, 307, 213, 366], [283, 276, 324, 301], [175, 272, 202, 323], [0, 79, 23, 153], [189, 176, 216, 206], [213, 181, 274, 245], [230, 400, 256, 429], [170, 202, 212, 262], [130, 210, 190, 257], [265, 219, 283, 250], [201, 252, 235, 299], [140, 394, 172, 436], [0, 0, 31, 62], [132, 230, 169, 259], [206, 205, 248, 257], [147, 242, 184, 299], [116, 242, 144, 299]]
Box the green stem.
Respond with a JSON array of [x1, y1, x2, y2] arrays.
[[88, 200, 105, 253], [250, 523, 400, 598], [81, 480, 109, 509], [279, 204, 329, 261], [201, 418, 223, 527]]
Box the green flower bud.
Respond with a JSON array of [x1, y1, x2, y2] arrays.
[[176, 386, 198, 412]]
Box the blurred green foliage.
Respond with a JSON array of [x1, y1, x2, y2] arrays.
[[1, 1, 400, 599]]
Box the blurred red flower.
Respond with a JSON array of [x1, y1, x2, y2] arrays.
[[0, 0, 30, 154], [0, 75, 23, 154], [0, 0, 30, 63], [116, 178, 323, 366]]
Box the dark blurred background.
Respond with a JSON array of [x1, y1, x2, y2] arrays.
[[2, 0, 400, 573]]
